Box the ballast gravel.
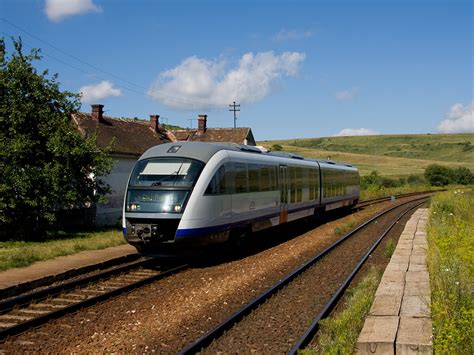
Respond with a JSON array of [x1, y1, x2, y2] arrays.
[[0, 196, 428, 353], [202, 199, 421, 353]]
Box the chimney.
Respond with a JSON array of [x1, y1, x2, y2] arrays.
[[91, 104, 105, 123], [149, 115, 160, 133], [197, 114, 207, 134]]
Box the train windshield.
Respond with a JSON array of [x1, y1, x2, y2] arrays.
[[126, 158, 204, 213], [126, 190, 189, 213], [128, 158, 204, 188]]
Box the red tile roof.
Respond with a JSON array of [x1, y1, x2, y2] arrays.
[[72, 113, 172, 156], [172, 128, 255, 145]]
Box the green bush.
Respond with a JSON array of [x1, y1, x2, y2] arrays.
[[424, 164, 474, 186], [452, 167, 474, 185], [424, 164, 454, 186]]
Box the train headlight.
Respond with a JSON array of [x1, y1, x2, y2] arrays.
[[174, 204, 182, 213], [128, 203, 139, 211]]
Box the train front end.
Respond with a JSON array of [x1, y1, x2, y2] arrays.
[[122, 152, 204, 255]]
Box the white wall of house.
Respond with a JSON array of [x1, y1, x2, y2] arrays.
[[96, 155, 137, 226]]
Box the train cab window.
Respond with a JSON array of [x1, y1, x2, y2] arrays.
[[129, 158, 203, 188]]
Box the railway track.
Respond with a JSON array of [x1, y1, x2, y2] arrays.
[[179, 196, 429, 354], [288, 199, 427, 354], [355, 189, 440, 208], [0, 258, 187, 341], [0, 190, 436, 350]]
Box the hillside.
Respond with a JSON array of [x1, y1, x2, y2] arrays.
[[258, 133, 474, 178]]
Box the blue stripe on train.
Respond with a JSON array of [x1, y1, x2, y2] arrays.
[[175, 203, 318, 237]]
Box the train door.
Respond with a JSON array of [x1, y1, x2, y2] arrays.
[[279, 165, 289, 224]]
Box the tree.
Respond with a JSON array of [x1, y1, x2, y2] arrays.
[[271, 144, 283, 151], [424, 164, 453, 186], [0, 38, 112, 239], [361, 170, 382, 189], [452, 167, 474, 185]]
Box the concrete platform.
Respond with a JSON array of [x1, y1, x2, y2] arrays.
[[396, 317, 433, 354], [357, 208, 433, 354], [355, 316, 399, 355], [0, 244, 138, 299]]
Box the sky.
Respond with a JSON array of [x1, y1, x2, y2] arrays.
[[1, 0, 473, 140]]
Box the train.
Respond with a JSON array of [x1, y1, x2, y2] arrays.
[[122, 141, 360, 255]]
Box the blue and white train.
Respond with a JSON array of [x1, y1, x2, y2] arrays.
[[122, 142, 360, 255]]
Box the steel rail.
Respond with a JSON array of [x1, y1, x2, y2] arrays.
[[289, 199, 428, 354], [356, 189, 438, 208], [179, 196, 429, 355], [0, 257, 155, 313], [0, 264, 188, 341]]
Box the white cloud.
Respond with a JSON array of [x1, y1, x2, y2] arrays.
[[273, 29, 314, 42], [148, 51, 306, 110], [79, 81, 121, 103], [437, 101, 474, 133], [334, 128, 380, 136], [45, 0, 102, 22], [335, 88, 359, 102]]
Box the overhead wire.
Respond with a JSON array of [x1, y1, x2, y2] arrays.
[[1, 18, 227, 110]]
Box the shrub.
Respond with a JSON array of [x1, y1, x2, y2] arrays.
[[452, 167, 474, 185], [407, 174, 425, 185], [424, 164, 453, 186]]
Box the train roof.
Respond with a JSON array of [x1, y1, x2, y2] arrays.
[[139, 141, 357, 169]]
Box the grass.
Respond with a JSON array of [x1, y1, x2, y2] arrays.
[[300, 267, 383, 354], [383, 239, 396, 258], [0, 229, 126, 271], [360, 184, 440, 200], [259, 133, 474, 178], [263, 133, 474, 163], [334, 217, 358, 237], [427, 189, 474, 354]]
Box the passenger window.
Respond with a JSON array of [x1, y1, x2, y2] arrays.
[[260, 166, 271, 191], [271, 166, 278, 190], [248, 164, 260, 192], [234, 163, 248, 193], [205, 165, 226, 195]]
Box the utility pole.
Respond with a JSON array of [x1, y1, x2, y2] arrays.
[[229, 101, 240, 128], [187, 118, 195, 128]]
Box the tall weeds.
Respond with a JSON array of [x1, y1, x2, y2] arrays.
[[428, 189, 473, 354]]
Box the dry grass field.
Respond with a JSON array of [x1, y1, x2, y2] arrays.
[[259, 133, 474, 178]]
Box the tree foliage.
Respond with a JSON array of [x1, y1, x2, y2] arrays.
[[424, 164, 474, 186], [0, 38, 112, 239], [271, 144, 283, 151]]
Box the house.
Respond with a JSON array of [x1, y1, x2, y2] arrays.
[[72, 106, 257, 226], [72, 104, 172, 225], [171, 114, 256, 146]]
